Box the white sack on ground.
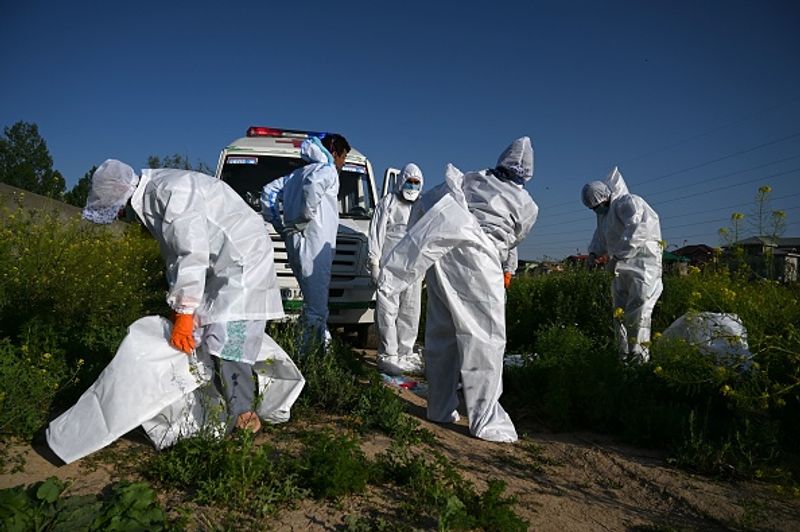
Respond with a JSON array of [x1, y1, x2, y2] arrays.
[[661, 312, 753, 366], [47, 316, 305, 464]]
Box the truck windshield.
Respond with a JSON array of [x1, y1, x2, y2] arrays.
[[220, 155, 374, 217]]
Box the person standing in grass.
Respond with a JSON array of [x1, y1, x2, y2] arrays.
[[82, 159, 284, 433], [377, 137, 539, 443], [581, 166, 663, 363], [368, 162, 426, 376], [261, 135, 351, 355]]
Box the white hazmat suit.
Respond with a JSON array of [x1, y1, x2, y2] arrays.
[[129, 168, 284, 327], [378, 138, 538, 442], [582, 167, 663, 362], [368, 163, 425, 375], [261, 138, 339, 352], [73, 160, 289, 439]]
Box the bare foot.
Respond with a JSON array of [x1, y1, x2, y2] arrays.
[[235, 412, 262, 433]]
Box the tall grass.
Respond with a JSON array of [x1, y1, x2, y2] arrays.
[[504, 268, 800, 480]]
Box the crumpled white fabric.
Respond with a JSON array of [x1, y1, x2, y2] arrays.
[[47, 316, 305, 464], [662, 312, 753, 367]]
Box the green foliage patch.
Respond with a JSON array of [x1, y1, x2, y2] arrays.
[[0, 205, 164, 438], [0, 477, 168, 531], [504, 269, 800, 481]]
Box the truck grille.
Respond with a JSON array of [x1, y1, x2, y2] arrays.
[[269, 233, 363, 278]]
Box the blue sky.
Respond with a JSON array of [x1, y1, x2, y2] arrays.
[[2, 0, 798, 260]]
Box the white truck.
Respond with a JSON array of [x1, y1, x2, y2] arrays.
[[215, 126, 380, 346]]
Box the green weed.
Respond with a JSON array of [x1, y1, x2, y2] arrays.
[[147, 430, 306, 517], [0, 477, 169, 531]]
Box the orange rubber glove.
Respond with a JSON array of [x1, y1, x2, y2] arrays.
[[171, 313, 196, 354], [503, 271, 513, 289]]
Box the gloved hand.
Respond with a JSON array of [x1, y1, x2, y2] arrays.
[[369, 259, 380, 286], [503, 271, 513, 289], [171, 312, 196, 354]]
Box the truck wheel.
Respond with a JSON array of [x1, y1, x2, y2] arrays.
[[356, 324, 379, 349]]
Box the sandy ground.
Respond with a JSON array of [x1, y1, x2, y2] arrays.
[[2, 351, 799, 531]]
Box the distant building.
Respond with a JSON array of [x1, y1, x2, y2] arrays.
[[675, 244, 716, 266], [729, 236, 799, 282]]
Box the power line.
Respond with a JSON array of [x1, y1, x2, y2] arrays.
[[650, 167, 800, 207], [635, 131, 800, 187], [641, 153, 800, 196], [622, 96, 800, 165], [529, 197, 800, 247], [660, 191, 800, 221], [538, 136, 800, 214], [535, 172, 800, 231]]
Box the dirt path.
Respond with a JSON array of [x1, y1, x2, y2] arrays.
[[2, 357, 799, 531]]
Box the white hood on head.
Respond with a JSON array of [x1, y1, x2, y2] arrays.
[[397, 162, 424, 191], [496, 136, 534, 182], [300, 137, 334, 165]]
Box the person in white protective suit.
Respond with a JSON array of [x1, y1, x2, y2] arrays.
[[81, 159, 285, 433], [368, 163, 425, 375], [377, 138, 538, 443], [261, 135, 350, 354], [582, 167, 663, 363]]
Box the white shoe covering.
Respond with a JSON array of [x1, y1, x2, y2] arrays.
[[377, 352, 424, 376]]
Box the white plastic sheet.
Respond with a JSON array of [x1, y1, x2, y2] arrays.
[[662, 312, 753, 366], [47, 316, 304, 464]]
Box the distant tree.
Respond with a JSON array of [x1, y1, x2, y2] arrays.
[[64, 165, 96, 207], [0, 121, 65, 198], [147, 153, 212, 175]]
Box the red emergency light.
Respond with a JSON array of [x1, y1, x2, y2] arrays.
[[247, 126, 284, 137], [246, 126, 333, 139]]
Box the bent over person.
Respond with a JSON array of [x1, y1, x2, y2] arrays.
[[368, 163, 425, 375], [377, 137, 538, 442], [581, 167, 663, 363], [82, 159, 284, 432]]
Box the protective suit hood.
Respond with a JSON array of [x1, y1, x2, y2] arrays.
[[300, 137, 334, 165], [398, 162, 424, 201], [581, 166, 630, 209], [495, 136, 533, 183], [82, 159, 140, 224]]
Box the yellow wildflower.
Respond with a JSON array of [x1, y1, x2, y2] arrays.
[[613, 307, 624, 319]]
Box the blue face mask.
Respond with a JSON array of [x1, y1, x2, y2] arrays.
[[402, 181, 421, 192]]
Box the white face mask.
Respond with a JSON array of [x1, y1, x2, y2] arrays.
[[402, 188, 420, 202]]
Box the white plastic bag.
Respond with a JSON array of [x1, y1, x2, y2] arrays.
[[662, 312, 753, 367], [47, 316, 305, 464]]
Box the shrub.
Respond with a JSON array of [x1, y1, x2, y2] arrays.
[[376, 445, 528, 531], [506, 269, 612, 351], [148, 430, 306, 516], [504, 324, 623, 431], [294, 430, 372, 499], [0, 205, 164, 410], [0, 339, 78, 439], [504, 269, 800, 481]]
